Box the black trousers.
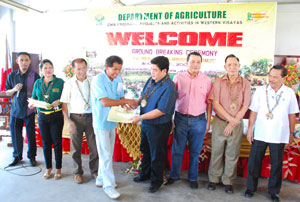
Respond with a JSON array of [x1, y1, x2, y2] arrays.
[[246, 139, 285, 194], [38, 111, 64, 169], [10, 113, 36, 159], [139, 122, 172, 187]]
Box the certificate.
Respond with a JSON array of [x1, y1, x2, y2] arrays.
[[107, 106, 136, 123], [28, 98, 52, 110]]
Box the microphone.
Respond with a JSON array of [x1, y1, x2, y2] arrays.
[[16, 84, 23, 97]]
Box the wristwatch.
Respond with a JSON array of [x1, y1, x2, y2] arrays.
[[139, 115, 143, 122], [290, 132, 296, 137]]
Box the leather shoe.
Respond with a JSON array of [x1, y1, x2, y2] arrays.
[[74, 175, 83, 184], [148, 185, 161, 193], [189, 181, 198, 189], [269, 193, 280, 202], [29, 158, 37, 167], [8, 158, 21, 167], [207, 182, 216, 190], [164, 177, 177, 185], [224, 185, 234, 194], [244, 189, 254, 198], [133, 176, 149, 182]]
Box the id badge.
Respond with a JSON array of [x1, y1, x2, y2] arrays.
[[117, 83, 123, 97]]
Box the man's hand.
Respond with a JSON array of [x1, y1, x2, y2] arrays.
[[121, 104, 131, 111], [126, 99, 139, 109], [172, 119, 175, 129], [224, 124, 234, 136], [130, 115, 140, 124], [286, 134, 295, 149], [205, 121, 210, 135], [247, 129, 254, 145], [14, 83, 23, 92], [228, 117, 240, 128], [289, 134, 295, 144], [6, 83, 23, 96], [67, 120, 77, 134]]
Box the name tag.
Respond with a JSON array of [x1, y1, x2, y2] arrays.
[[117, 83, 123, 92], [52, 88, 60, 92]]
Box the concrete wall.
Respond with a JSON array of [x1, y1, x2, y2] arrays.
[[0, 6, 15, 68], [275, 3, 300, 56]]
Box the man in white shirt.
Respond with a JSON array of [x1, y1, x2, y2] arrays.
[[61, 58, 99, 184], [245, 65, 299, 202]]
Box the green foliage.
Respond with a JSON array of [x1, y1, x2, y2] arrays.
[[239, 65, 251, 81], [250, 59, 270, 76]]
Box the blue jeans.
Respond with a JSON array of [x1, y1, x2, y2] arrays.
[[10, 113, 36, 159], [169, 112, 207, 181]]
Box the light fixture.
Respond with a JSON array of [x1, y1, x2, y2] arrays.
[[0, 0, 44, 13], [112, 0, 126, 6]]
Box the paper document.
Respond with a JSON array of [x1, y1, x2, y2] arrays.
[[107, 106, 136, 123], [28, 98, 52, 110]]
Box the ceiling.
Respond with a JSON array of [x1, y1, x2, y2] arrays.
[[2, 0, 300, 13]]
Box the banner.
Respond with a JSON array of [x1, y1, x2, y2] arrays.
[[87, 2, 276, 97]]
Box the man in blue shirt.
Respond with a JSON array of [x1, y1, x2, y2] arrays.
[[5, 52, 40, 167], [131, 56, 177, 193], [91, 55, 136, 199]]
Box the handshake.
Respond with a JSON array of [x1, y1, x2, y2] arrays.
[[122, 98, 140, 110]]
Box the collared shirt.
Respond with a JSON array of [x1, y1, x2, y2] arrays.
[[32, 75, 64, 113], [173, 71, 212, 116], [250, 84, 299, 144], [5, 69, 40, 118], [60, 76, 92, 113], [208, 74, 251, 119], [91, 72, 124, 130], [141, 74, 177, 124]]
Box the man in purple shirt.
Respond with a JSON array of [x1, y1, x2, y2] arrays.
[[165, 52, 212, 189]]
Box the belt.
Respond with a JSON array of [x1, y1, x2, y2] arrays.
[[39, 108, 62, 115], [178, 112, 204, 118], [216, 115, 229, 123], [71, 113, 92, 117]]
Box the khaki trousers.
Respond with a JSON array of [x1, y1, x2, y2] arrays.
[[208, 116, 243, 185], [70, 113, 99, 175]]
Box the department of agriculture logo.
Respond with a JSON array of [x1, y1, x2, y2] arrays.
[[247, 11, 268, 22], [95, 14, 105, 25]]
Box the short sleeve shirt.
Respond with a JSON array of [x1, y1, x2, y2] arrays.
[[208, 75, 251, 118], [250, 84, 299, 143], [173, 71, 212, 116], [91, 72, 124, 130], [32, 75, 64, 113], [60, 76, 92, 113], [5, 70, 40, 118]]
